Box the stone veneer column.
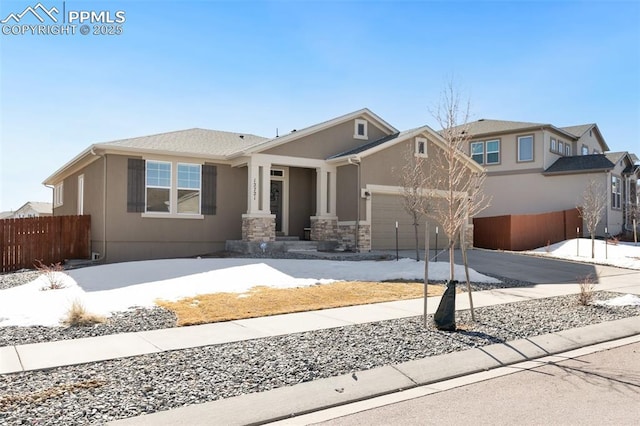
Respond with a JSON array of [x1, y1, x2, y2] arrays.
[[242, 215, 276, 242], [337, 223, 371, 252]]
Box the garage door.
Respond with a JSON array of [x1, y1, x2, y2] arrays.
[[370, 193, 450, 251]]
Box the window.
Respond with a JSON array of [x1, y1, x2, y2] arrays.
[[582, 145, 589, 155], [54, 183, 64, 207], [593, 149, 600, 154], [354, 119, 368, 140], [177, 163, 201, 214], [517, 135, 534, 162], [470, 141, 484, 164], [550, 138, 557, 152], [486, 140, 500, 164], [558, 141, 564, 155], [415, 137, 428, 157], [146, 161, 171, 213], [470, 140, 500, 165], [612, 176, 621, 209], [565, 144, 571, 156]]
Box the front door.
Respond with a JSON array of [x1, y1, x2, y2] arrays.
[[270, 180, 283, 233]]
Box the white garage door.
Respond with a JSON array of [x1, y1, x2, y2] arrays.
[[370, 194, 449, 251]]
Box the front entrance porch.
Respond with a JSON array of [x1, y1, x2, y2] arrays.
[[236, 154, 339, 245]]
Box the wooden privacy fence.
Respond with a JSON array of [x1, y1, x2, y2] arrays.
[[473, 209, 582, 251], [0, 215, 91, 273]]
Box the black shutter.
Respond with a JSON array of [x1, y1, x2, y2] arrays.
[[202, 165, 217, 215], [127, 158, 145, 212]]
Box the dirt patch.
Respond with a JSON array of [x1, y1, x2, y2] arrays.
[[156, 281, 445, 326]]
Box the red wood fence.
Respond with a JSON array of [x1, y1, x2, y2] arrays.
[[473, 209, 582, 251], [0, 215, 91, 273]]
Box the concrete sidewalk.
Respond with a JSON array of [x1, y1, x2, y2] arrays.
[[2, 266, 639, 375]]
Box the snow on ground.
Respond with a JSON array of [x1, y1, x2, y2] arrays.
[[0, 258, 498, 327], [525, 238, 640, 270], [595, 294, 640, 307]]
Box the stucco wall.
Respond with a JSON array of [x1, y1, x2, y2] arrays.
[[97, 154, 247, 262], [263, 118, 389, 160]]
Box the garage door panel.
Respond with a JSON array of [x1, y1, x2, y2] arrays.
[[371, 194, 451, 250]]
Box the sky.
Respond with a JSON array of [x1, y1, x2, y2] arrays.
[[0, 0, 639, 212]]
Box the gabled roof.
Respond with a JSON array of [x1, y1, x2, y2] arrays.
[[0, 211, 13, 219], [16, 201, 52, 214], [328, 125, 485, 173], [458, 119, 578, 140], [543, 154, 614, 176], [560, 124, 594, 138], [100, 128, 267, 157], [605, 151, 631, 166], [235, 108, 398, 156]]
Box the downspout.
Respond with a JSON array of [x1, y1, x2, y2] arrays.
[[90, 148, 107, 262], [347, 156, 361, 252]]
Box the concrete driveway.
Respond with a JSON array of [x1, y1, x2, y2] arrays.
[[379, 248, 629, 286]]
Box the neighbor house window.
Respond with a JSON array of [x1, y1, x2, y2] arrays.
[[550, 138, 557, 152], [558, 141, 564, 156], [565, 144, 571, 156], [177, 163, 201, 214], [354, 119, 368, 140], [146, 161, 171, 213], [582, 145, 589, 155], [517, 135, 534, 162], [415, 137, 428, 157], [54, 183, 64, 207], [486, 139, 500, 164], [612, 176, 621, 209], [470, 141, 484, 164]]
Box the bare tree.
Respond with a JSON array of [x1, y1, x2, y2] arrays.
[[423, 82, 489, 281], [399, 144, 427, 261], [579, 179, 607, 258]]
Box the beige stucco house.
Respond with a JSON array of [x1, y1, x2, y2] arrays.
[[44, 108, 482, 263], [7, 201, 53, 218], [459, 119, 639, 237]]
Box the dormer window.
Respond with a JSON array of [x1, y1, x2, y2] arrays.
[[415, 137, 428, 157], [354, 119, 368, 140]]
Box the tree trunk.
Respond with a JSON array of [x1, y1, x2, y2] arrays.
[[449, 239, 455, 282], [591, 235, 595, 259], [424, 222, 429, 328], [413, 214, 420, 261]]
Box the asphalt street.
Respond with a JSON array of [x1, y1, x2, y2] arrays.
[[313, 341, 640, 426]]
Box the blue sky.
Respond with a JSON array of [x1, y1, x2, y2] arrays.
[[1, 0, 639, 211]]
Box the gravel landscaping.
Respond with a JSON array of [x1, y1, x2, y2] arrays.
[[1, 291, 638, 425]]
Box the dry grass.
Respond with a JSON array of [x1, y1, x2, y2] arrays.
[[34, 260, 67, 290], [61, 300, 106, 327], [157, 281, 445, 327], [577, 274, 596, 306]]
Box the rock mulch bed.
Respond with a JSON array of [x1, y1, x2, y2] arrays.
[[1, 291, 638, 425]]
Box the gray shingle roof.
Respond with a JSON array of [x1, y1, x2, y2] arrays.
[[458, 119, 548, 135], [100, 128, 268, 157], [543, 154, 614, 175], [605, 151, 629, 166], [560, 124, 594, 138]]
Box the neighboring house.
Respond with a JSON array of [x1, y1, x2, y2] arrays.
[[0, 211, 13, 220], [8, 201, 53, 218], [459, 119, 639, 237], [43, 108, 482, 263]]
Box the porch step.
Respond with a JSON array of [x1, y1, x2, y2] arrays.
[[275, 236, 300, 242]]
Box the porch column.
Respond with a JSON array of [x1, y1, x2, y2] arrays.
[[242, 159, 275, 242], [311, 166, 338, 241]]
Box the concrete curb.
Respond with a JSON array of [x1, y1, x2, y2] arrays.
[[107, 315, 640, 426]]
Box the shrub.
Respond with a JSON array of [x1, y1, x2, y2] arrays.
[[577, 274, 596, 306], [62, 300, 105, 327], [34, 260, 67, 290]]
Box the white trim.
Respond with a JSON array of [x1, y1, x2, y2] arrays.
[[54, 182, 64, 207], [77, 174, 84, 215], [270, 166, 289, 235], [145, 160, 172, 214], [415, 137, 428, 157], [354, 118, 368, 140], [141, 213, 204, 219]]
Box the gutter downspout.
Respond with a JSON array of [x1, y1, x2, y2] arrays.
[[90, 148, 107, 262], [348, 156, 361, 252]]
